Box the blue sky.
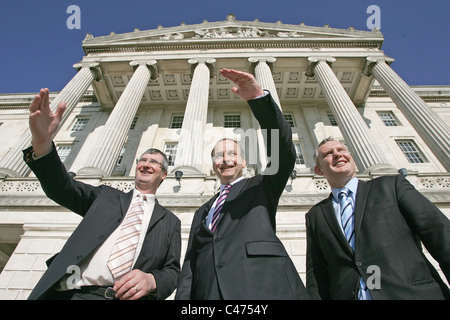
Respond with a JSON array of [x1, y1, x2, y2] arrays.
[[1, 0, 449, 93]]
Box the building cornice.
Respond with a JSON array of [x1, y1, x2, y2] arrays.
[[82, 14, 384, 55], [82, 39, 384, 55]]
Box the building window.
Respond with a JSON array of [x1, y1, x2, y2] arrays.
[[396, 140, 427, 163], [224, 114, 241, 128], [56, 145, 73, 163], [130, 116, 139, 130], [164, 143, 178, 166], [294, 143, 305, 165], [327, 112, 338, 126], [116, 145, 127, 167], [378, 112, 399, 126], [170, 115, 184, 129], [71, 117, 89, 131], [284, 114, 295, 127]]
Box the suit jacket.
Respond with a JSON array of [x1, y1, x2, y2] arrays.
[[306, 175, 450, 300], [23, 145, 181, 300], [176, 93, 309, 300]]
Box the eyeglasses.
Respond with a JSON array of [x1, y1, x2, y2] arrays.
[[136, 158, 165, 170], [212, 150, 238, 161]]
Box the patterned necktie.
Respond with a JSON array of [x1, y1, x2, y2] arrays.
[[107, 194, 145, 279], [210, 185, 231, 232], [338, 187, 355, 250], [339, 188, 371, 300]]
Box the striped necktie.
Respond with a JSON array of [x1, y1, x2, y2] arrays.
[[107, 194, 145, 279], [210, 185, 231, 232], [338, 187, 355, 249]]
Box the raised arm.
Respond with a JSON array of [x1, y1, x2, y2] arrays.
[[24, 88, 100, 216], [220, 68, 295, 199], [219, 68, 264, 101], [29, 88, 66, 157]]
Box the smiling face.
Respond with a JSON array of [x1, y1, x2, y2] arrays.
[[211, 139, 246, 185], [134, 152, 167, 194], [314, 140, 356, 188]]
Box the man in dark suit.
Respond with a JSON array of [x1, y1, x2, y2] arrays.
[[306, 137, 450, 299], [175, 68, 309, 300], [23, 88, 181, 300]]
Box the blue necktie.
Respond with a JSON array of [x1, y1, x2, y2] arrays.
[[210, 185, 231, 232], [339, 187, 355, 249]]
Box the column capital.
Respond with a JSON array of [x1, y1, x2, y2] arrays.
[[188, 58, 216, 78], [73, 62, 103, 81], [362, 56, 395, 77], [130, 60, 158, 80], [248, 57, 276, 74], [305, 57, 335, 77]]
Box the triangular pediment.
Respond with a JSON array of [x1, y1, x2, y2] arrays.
[[82, 14, 383, 53]]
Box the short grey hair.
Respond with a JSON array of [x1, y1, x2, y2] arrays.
[[313, 137, 348, 167], [140, 148, 169, 172]]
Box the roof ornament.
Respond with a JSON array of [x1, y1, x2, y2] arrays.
[[226, 13, 236, 21]]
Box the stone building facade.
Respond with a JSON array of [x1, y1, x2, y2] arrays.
[[0, 14, 449, 299]]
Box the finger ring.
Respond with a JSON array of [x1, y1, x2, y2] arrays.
[[134, 286, 139, 292]]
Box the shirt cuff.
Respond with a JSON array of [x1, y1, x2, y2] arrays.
[[252, 90, 270, 100]]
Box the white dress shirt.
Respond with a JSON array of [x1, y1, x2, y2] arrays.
[[59, 189, 155, 289]]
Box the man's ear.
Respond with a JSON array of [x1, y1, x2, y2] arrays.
[[314, 166, 323, 176]]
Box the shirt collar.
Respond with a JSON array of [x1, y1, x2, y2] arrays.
[[220, 176, 245, 192], [331, 177, 358, 202], [133, 189, 156, 204]]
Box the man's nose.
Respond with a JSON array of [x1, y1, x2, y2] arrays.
[[222, 152, 230, 162]]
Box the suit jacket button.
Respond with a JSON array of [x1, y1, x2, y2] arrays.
[[216, 263, 223, 268], [356, 262, 362, 267], [76, 255, 83, 260]]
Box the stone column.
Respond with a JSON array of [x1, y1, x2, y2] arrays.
[[173, 59, 215, 174], [77, 60, 157, 177], [248, 57, 281, 172], [307, 57, 394, 173], [249, 57, 281, 107], [0, 63, 102, 177], [365, 57, 450, 170]]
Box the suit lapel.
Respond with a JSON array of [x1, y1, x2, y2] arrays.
[[119, 191, 166, 231], [354, 179, 370, 250], [201, 194, 219, 222], [119, 190, 133, 219], [225, 178, 247, 202], [319, 194, 354, 256], [212, 177, 249, 229], [147, 199, 166, 230]]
